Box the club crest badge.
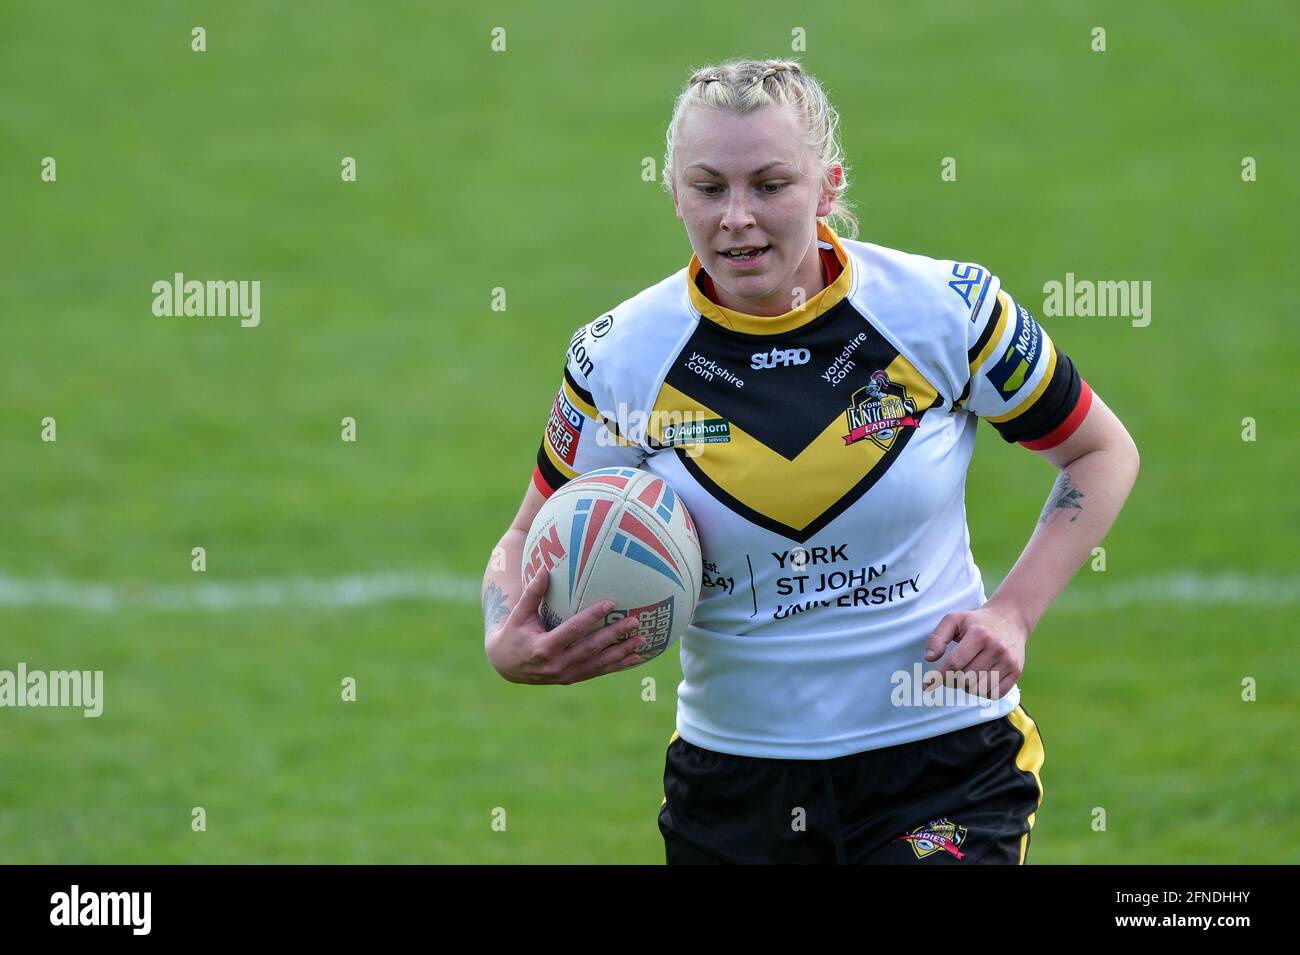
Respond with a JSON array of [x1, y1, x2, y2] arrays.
[[842, 370, 920, 450], [895, 817, 968, 860]]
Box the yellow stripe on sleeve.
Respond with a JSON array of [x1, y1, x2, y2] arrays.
[[968, 289, 1013, 376]]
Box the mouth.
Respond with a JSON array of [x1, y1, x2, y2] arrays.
[[718, 244, 771, 268]]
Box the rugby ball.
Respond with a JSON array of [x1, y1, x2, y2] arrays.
[[522, 467, 702, 664]]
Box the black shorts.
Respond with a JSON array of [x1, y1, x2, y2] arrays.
[[658, 705, 1045, 864]]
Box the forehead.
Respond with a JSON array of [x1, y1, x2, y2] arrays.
[[676, 103, 806, 172]]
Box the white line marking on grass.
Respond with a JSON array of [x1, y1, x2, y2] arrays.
[[1046, 571, 1300, 611], [0, 570, 1294, 613], [0, 572, 480, 612]]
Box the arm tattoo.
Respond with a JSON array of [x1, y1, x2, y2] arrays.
[[482, 581, 511, 636], [1038, 469, 1085, 525]]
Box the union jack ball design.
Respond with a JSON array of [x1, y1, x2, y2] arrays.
[[522, 467, 703, 664]]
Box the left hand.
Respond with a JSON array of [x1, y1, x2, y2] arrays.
[[922, 601, 1030, 699]]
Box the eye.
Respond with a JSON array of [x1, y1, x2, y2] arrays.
[[761, 182, 786, 193], [694, 184, 722, 196]]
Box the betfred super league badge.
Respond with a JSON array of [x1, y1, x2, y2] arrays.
[[842, 370, 919, 450]]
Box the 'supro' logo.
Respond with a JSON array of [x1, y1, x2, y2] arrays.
[[751, 347, 811, 370], [842, 371, 919, 450]]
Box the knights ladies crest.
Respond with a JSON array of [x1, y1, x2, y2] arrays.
[[842, 370, 920, 450]]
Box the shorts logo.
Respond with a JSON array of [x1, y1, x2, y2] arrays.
[[984, 301, 1043, 400], [895, 817, 968, 860], [545, 390, 583, 466], [842, 371, 919, 450], [948, 263, 991, 321]]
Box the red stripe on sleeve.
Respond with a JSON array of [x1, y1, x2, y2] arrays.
[[532, 465, 556, 498], [1020, 380, 1094, 451]]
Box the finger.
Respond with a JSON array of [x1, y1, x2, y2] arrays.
[[556, 613, 642, 668], [996, 670, 1017, 699], [544, 599, 623, 654], [934, 629, 985, 674], [957, 648, 1001, 697], [922, 664, 980, 696], [511, 562, 550, 627], [603, 642, 653, 675], [945, 667, 982, 695], [923, 613, 963, 662], [571, 633, 649, 683]]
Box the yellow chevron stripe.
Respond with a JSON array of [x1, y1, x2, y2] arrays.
[[650, 353, 938, 531]]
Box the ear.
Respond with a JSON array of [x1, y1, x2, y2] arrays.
[[815, 163, 842, 217], [672, 181, 683, 221]]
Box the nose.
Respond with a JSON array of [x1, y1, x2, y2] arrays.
[[720, 188, 756, 232]]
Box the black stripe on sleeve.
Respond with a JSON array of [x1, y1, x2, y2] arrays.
[[535, 440, 570, 493], [563, 365, 596, 408], [990, 350, 1082, 444], [966, 295, 1003, 366]]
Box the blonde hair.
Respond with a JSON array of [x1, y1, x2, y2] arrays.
[[661, 58, 859, 240]]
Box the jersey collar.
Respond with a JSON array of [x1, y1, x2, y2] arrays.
[[686, 221, 852, 336]]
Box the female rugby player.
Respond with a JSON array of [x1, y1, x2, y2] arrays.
[[483, 58, 1139, 864]]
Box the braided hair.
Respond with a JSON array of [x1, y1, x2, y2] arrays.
[[664, 58, 857, 239]]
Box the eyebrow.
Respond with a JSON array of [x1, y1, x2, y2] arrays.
[[685, 161, 796, 176]]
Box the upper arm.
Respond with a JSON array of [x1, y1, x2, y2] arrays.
[[509, 474, 551, 536], [1029, 387, 1139, 471], [532, 316, 647, 497], [960, 285, 1095, 454]]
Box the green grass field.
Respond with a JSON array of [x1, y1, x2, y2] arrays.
[[1, 1, 1296, 863]]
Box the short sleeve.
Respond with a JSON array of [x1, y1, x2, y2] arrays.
[[956, 284, 1093, 450], [532, 319, 647, 497]]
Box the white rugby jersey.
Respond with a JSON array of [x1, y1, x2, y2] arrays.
[[532, 222, 1092, 759]]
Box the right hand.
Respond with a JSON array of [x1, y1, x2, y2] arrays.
[[486, 564, 646, 685]]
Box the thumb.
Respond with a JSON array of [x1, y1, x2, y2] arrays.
[[924, 613, 963, 662], [512, 562, 549, 624]]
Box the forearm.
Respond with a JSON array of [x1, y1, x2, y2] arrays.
[[482, 528, 526, 640], [985, 446, 1139, 634]]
